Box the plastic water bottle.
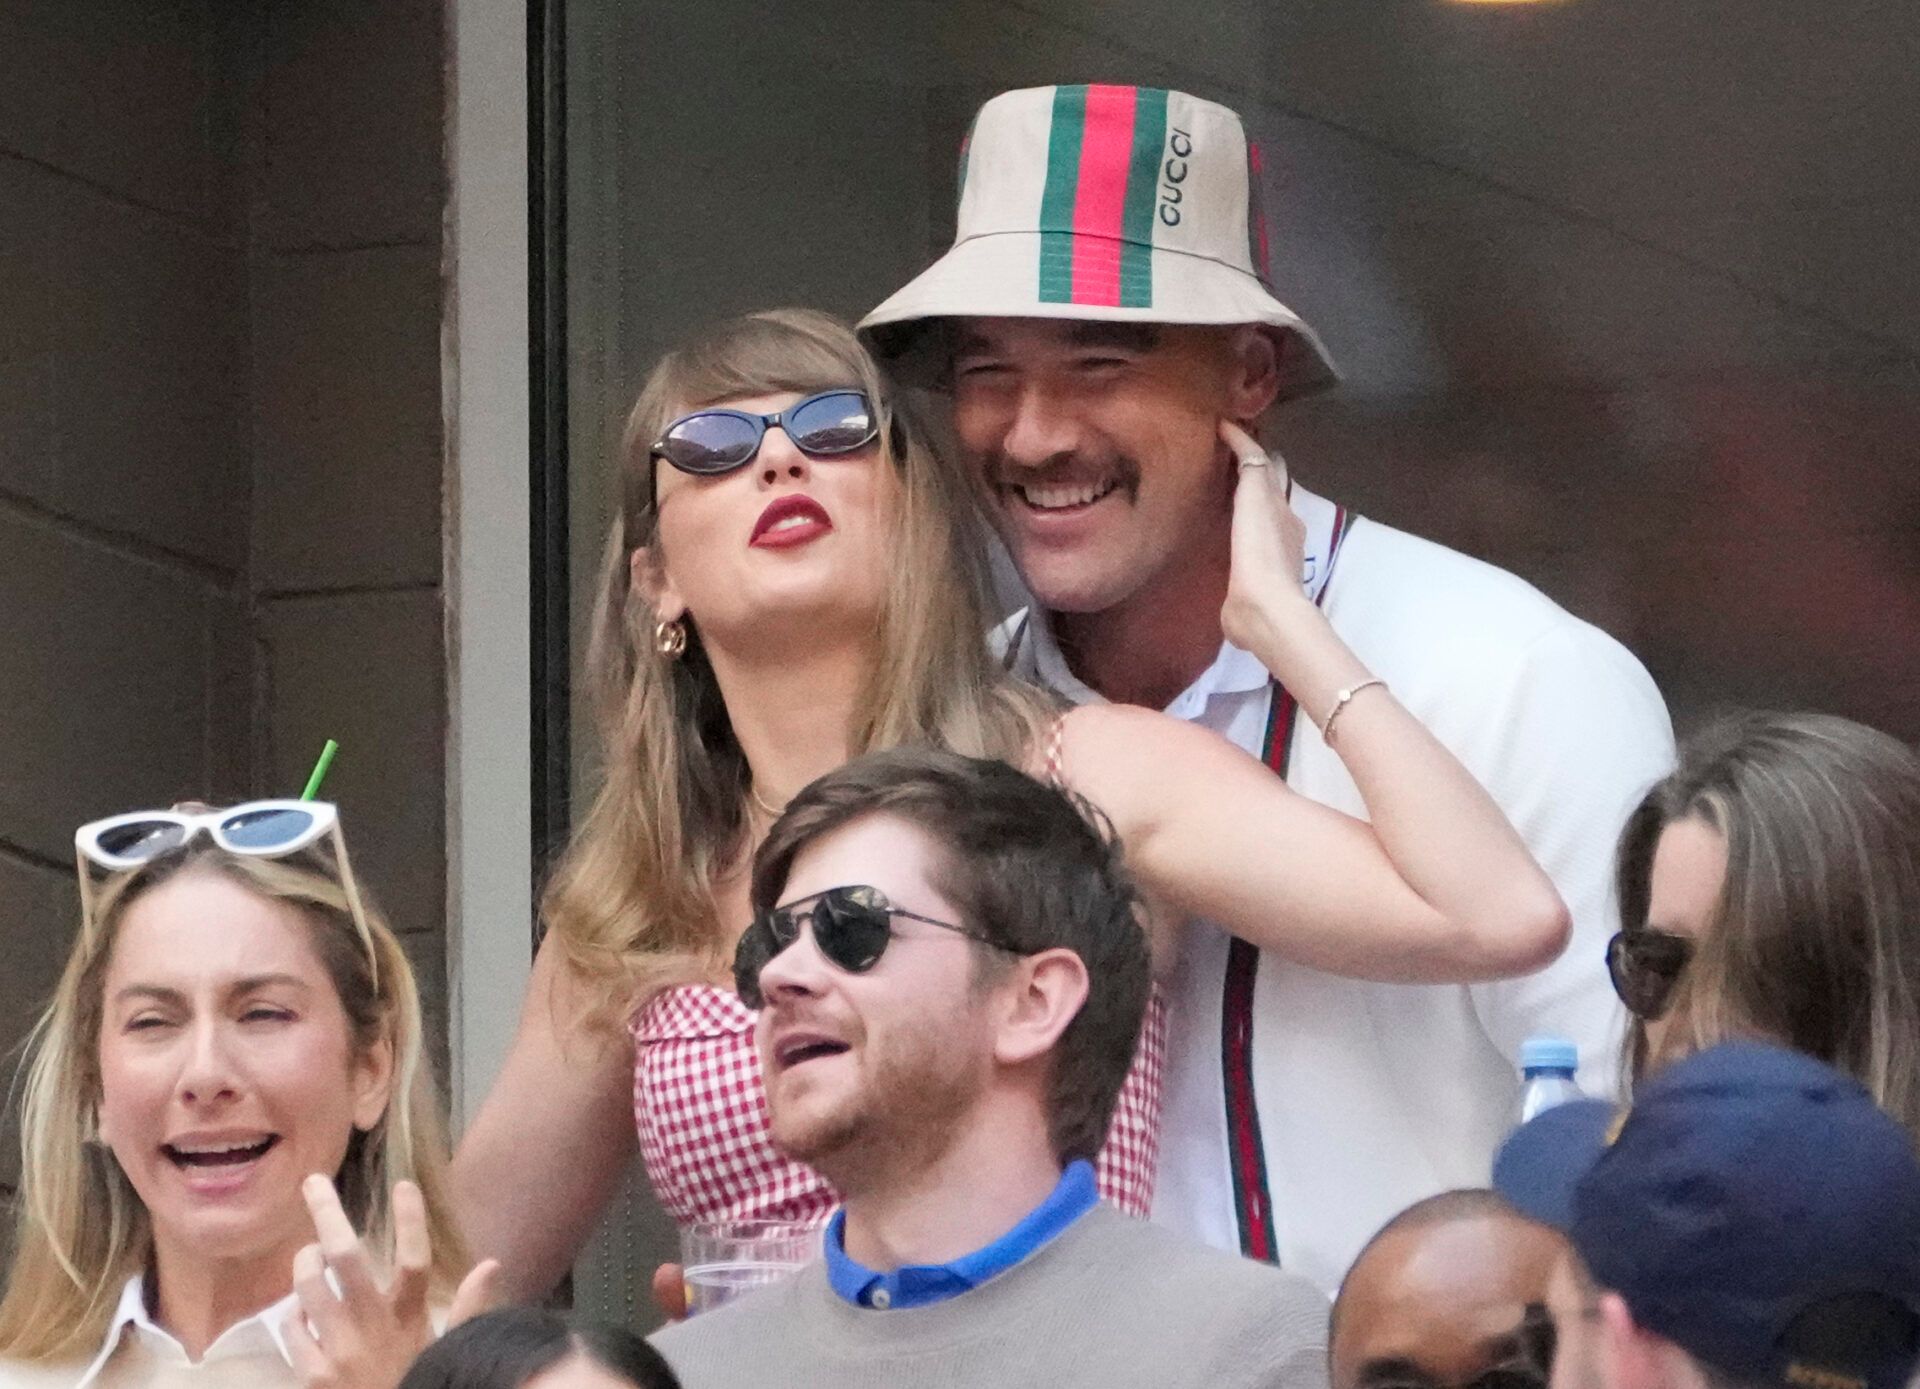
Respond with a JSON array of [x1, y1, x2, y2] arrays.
[[1513, 1036, 1585, 1126]]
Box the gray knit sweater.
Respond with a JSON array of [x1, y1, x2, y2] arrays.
[[651, 1204, 1331, 1389]]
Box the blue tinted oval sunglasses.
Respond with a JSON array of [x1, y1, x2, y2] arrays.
[[650, 389, 879, 477]]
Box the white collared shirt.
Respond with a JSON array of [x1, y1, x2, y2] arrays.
[[1001, 484, 1675, 1294], [0, 1276, 300, 1389]]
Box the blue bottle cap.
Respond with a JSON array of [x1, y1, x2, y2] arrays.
[[1520, 1036, 1579, 1073]]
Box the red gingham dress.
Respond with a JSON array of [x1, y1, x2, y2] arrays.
[[630, 983, 1167, 1227]]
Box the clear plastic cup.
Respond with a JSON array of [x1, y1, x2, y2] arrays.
[[679, 1219, 822, 1315]]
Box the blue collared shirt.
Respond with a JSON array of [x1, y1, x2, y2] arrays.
[[823, 1160, 1099, 1310]]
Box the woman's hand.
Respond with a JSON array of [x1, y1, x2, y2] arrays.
[[1048, 421, 1570, 985], [652, 1262, 689, 1321], [285, 1175, 502, 1389], [1220, 421, 1315, 657]]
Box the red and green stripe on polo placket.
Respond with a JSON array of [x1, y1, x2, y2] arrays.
[[1224, 502, 1354, 1267], [1033, 84, 1170, 308]]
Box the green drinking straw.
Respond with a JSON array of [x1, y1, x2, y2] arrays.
[[300, 739, 340, 801]]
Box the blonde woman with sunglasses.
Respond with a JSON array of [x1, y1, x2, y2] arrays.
[[453, 309, 1570, 1303], [0, 801, 489, 1387]]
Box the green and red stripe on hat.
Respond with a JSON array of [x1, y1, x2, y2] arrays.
[[1031, 84, 1172, 307]]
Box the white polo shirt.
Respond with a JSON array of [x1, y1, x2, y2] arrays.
[[1003, 485, 1674, 1295], [0, 1277, 299, 1389]]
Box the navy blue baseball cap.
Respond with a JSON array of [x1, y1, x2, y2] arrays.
[[1494, 1042, 1920, 1389]]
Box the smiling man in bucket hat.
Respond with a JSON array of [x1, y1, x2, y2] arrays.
[[1494, 1042, 1920, 1389], [861, 84, 1676, 1293]]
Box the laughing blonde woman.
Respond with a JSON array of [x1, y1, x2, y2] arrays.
[[0, 801, 480, 1387]]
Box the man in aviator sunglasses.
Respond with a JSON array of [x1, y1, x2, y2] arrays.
[[651, 748, 1331, 1389]]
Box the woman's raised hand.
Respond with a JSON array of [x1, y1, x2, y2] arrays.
[[286, 1175, 502, 1389], [1220, 420, 1315, 658]]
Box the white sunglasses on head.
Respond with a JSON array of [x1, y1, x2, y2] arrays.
[[73, 799, 377, 984], [76, 800, 339, 869]]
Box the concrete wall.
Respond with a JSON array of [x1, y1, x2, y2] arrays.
[[0, 0, 448, 1252], [0, 0, 254, 1240], [243, 0, 449, 1062]]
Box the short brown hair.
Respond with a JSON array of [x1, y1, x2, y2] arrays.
[[750, 747, 1151, 1164]]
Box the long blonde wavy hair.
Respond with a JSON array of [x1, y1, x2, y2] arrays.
[[0, 841, 466, 1362], [543, 308, 1052, 1027]]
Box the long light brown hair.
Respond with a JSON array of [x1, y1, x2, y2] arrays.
[[542, 308, 1051, 1027], [1615, 711, 1920, 1134], [0, 842, 465, 1362]]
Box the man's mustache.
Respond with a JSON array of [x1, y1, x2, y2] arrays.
[[985, 453, 1142, 503]]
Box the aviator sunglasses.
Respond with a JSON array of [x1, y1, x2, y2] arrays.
[[1605, 927, 1695, 1020], [74, 798, 379, 984], [650, 389, 879, 477], [732, 884, 1029, 1009]]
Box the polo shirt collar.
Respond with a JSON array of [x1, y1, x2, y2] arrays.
[[1016, 482, 1342, 713], [1023, 602, 1272, 712], [823, 1159, 1099, 1311], [76, 1273, 298, 1388]]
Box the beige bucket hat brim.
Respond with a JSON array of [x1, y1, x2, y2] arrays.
[[862, 228, 1338, 400]]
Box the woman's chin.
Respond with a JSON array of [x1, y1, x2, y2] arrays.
[[152, 1205, 304, 1273], [702, 589, 886, 653], [145, 1176, 307, 1270]]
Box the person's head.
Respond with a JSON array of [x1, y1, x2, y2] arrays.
[[1496, 1042, 1920, 1389], [1331, 1190, 1570, 1389], [735, 748, 1149, 1195], [858, 85, 1338, 620], [626, 312, 910, 660], [1608, 712, 1920, 1130], [543, 309, 1050, 1025], [397, 1308, 681, 1389], [949, 317, 1281, 618], [0, 802, 461, 1361]]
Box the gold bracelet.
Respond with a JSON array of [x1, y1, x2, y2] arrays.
[[1321, 678, 1387, 747]]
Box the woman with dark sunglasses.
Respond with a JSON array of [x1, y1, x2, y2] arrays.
[[451, 308, 1569, 1301], [1609, 711, 1920, 1130]]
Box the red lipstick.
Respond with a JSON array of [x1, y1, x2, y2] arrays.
[[750, 495, 834, 548]]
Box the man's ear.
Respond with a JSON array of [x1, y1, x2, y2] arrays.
[[993, 948, 1090, 1067], [1222, 325, 1283, 421], [629, 545, 686, 624], [1600, 1291, 1689, 1389]]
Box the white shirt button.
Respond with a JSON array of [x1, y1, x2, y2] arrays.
[[868, 1288, 892, 1309]]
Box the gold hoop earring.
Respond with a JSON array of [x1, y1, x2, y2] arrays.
[[654, 618, 687, 659]]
